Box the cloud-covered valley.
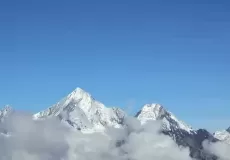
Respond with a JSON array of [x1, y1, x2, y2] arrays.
[[0, 111, 194, 160]]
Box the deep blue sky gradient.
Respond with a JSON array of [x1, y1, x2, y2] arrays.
[[0, 0, 230, 131]]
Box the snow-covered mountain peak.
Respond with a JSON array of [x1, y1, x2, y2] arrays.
[[67, 87, 93, 101], [34, 87, 94, 118], [141, 103, 163, 112], [214, 127, 230, 144], [135, 103, 166, 121], [136, 103, 194, 133], [34, 87, 126, 132], [74, 87, 85, 93]]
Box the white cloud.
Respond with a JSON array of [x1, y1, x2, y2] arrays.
[[203, 140, 230, 160], [0, 111, 193, 160]]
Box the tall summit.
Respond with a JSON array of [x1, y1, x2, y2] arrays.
[[34, 87, 126, 132]]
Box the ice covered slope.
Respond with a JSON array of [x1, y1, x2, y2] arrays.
[[135, 103, 194, 133], [34, 88, 126, 132], [214, 127, 230, 144]]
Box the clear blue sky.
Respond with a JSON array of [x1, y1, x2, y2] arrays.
[[0, 0, 229, 131]]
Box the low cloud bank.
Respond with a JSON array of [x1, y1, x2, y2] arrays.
[[0, 111, 194, 160], [203, 140, 230, 160]]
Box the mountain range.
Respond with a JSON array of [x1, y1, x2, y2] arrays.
[[0, 87, 229, 160]]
